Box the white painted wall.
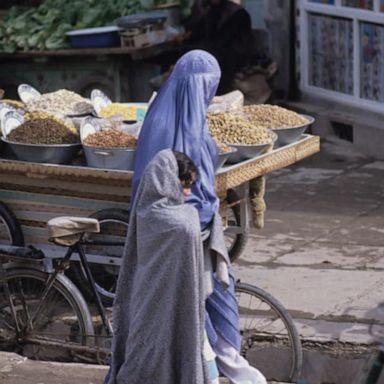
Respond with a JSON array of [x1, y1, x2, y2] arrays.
[[298, 0, 384, 114]]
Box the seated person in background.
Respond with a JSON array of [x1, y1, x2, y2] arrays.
[[152, 0, 274, 101], [182, 0, 255, 93]]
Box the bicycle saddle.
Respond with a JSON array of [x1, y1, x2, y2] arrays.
[[47, 216, 100, 246]]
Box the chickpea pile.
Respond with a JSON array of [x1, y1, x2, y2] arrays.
[[215, 140, 232, 154], [207, 113, 271, 145], [243, 105, 309, 129]]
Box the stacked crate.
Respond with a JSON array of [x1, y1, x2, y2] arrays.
[[117, 12, 167, 49]]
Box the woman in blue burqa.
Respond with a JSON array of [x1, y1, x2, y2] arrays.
[[107, 50, 266, 384]]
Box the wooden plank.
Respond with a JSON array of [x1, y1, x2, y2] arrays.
[[0, 42, 174, 60], [0, 186, 129, 247], [0, 189, 128, 211], [0, 174, 130, 199], [0, 159, 134, 183], [15, 209, 92, 223], [5, 200, 98, 216]]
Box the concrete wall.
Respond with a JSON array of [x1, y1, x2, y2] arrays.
[[292, 1, 384, 159], [287, 94, 384, 160]]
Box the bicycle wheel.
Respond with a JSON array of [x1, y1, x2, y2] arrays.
[[0, 201, 24, 246], [0, 267, 94, 362], [235, 282, 303, 383], [71, 208, 129, 306], [225, 189, 248, 263]]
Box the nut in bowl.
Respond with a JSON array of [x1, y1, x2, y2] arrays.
[[216, 146, 237, 170], [91, 89, 148, 123], [1, 110, 81, 164], [98, 102, 147, 123], [227, 131, 277, 164], [242, 105, 315, 148], [271, 114, 315, 147], [81, 118, 137, 170], [26, 88, 94, 116]]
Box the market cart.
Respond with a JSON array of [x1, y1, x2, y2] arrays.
[[0, 133, 320, 263]]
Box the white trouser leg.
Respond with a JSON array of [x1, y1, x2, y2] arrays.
[[204, 330, 220, 384], [214, 334, 267, 384]]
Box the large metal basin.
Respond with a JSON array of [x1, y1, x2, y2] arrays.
[[226, 131, 277, 164], [83, 145, 136, 170], [272, 114, 315, 147], [2, 139, 81, 164], [216, 147, 237, 169]]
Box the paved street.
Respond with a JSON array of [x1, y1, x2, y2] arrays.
[[0, 352, 288, 384], [1, 136, 383, 383], [0, 352, 108, 384], [234, 136, 384, 383]]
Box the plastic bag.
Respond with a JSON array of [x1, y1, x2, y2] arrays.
[[208, 90, 244, 114], [121, 121, 142, 137]]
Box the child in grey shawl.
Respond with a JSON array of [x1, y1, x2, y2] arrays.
[[107, 149, 217, 384]]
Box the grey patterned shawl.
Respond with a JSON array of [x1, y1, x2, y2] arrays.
[[107, 149, 209, 384]]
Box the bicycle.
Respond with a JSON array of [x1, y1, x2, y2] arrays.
[[0, 216, 112, 364], [0, 212, 302, 382], [70, 189, 248, 307]]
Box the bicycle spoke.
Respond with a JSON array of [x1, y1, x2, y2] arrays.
[[1, 270, 93, 362], [17, 278, 33, 330], [236, 283, 302, 382], [0, 218, 11, 245], [0, 294, 18, 345]]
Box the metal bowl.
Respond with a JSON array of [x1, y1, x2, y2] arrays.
[[216, 147, 237, 169], [1, 139, 81, 164], [226, 131, 277, 164], [227, 142, 271, 164], [271, 114, 315, 147], [83, 145, 136, 170]]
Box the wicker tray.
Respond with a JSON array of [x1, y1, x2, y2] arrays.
[[0, 134, 320, 192], [215, 134, 320, 193]]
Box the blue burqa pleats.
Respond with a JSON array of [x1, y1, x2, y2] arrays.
[[132, 50, 220, 228], [131, 49, 240, 351]]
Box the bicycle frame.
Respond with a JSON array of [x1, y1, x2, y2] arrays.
[[49, 239, 115, 337], [0, 237, 120, 339], [74, 240, 113, 336], [43, 238, 125, 267]]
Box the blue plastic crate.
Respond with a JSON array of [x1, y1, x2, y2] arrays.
[[66, 26, 120, 49]]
